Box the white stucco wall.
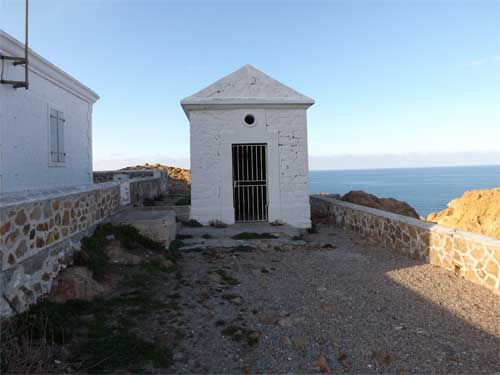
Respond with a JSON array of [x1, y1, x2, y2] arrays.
[[0, 31, 98, 193], [189, 107, 311, 228]]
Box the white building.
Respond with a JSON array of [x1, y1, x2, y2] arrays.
[[0, 31, 99, 194], [181, 65, 314, 228]]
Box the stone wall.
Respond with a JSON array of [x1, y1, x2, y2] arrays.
[[0, 176, 166, 316], [311, 195, 500, 296], [93, 170, 167, 191]]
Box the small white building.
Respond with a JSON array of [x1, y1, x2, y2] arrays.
[[0, 31, 99, 194], [181, 65, 314, 228]]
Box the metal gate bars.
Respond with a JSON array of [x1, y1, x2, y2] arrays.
[[232, 144, 268, 222]]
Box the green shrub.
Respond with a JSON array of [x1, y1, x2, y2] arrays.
[[175, 197, 191, 206], [231, 232, 277, 240], [183, 219, 203, 227]]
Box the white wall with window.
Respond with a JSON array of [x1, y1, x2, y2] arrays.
[[0, 31, 99, 193]]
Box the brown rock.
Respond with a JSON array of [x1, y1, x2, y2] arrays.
[[15, 210, 27, 226], [48, 266, 108, 303], [313, 356, 332, 373], [30, 206, 42, 221], [36, 237, 45, 248], [15, 240, 27, 258], [8, 253, 16, 265], [485, 260, 499, 277], [426, 188, 500, 239], [0, 221, 11, 236], [341, 191, 419, 219], [62, 211, 70, 226], [37, 223, 49, 231], [105, 240, 143, 265]]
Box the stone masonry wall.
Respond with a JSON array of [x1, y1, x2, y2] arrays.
[[0, 176, 166, 316], [311, 195, 500, 296]]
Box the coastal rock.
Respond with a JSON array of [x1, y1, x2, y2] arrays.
[[341, 191, 419, 219], [426, 188, 500, 239]]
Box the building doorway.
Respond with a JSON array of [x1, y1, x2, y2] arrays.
[[232, 144, 268, 222]]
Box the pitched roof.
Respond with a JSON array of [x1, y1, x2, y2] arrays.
[[181, 64, 314, 110]]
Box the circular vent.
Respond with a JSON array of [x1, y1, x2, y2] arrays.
[[244, 114, 255, 126]]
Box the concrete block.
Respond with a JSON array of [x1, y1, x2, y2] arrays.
[[110, 208, 176, 248]]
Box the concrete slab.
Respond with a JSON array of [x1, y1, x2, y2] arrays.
[[179, 222, 303, 239], [110, 207, 177, 248]]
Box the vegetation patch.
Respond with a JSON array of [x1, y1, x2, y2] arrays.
[[74, 224, 166, 281], [231, 232, 277, 240], [1, 223, 180, 374], [221, 325, 261, 346], [183, 219, 203, 227], [306, 225, 318, 234], [209, 220, 228, 228], [201, 233, 213, 239], [175, 197, 191, 206], [210, 269, 240, 286], [229, 245, 255, 253]]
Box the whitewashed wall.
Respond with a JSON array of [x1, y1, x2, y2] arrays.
[[190, 107, 311, 228], [0, 31, 98, 194]]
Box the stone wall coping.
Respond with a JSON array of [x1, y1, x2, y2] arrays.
[[129, 176, 161, 183], [93, 170, 162, 175], [0, 182, 120, 209], [0, 176, 161, 209], [311, 194, 500, 246]]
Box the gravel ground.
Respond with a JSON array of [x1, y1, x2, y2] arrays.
[[169, 225, 500, 374]]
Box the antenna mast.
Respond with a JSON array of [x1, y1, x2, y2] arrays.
[[1, 0, 29, 89]]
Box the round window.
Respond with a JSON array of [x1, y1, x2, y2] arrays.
[[244, 114, 256, 126]]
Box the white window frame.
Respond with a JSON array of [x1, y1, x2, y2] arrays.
[[48, 105, 66, 167]]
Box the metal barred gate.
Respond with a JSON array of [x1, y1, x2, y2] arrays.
[[232, 144, 268, 222]]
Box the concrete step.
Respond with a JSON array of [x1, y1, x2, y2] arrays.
[[110, 207, 177, 247]]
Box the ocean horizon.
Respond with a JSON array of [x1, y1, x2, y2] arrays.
[[309, 164, 500, 217]]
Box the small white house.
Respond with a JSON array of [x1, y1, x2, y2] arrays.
[[0, 31, 99, 194], [181, 65, 314, 228]]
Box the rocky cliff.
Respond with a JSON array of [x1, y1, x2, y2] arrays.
[[340, 191, 420, 219], [427, 188, 500, 238], [123, 163, 191, 195]]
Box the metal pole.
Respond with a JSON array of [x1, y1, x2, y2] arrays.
[[25, 0, 29, 89]]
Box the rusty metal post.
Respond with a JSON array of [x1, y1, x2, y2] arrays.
[[24, 0, 29, 89]]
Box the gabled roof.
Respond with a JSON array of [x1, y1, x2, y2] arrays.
[[181, 65, 314, 116]]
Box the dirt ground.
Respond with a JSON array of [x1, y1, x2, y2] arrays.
[[167, 225, 500, 374]]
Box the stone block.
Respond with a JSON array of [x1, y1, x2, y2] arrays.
[[110, 208, 177, 248]]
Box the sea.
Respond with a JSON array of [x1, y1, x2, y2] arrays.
[[309, 165, 500, 217]]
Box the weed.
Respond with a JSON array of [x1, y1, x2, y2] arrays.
[[229, 245, 254, 253], [183, 219, 203, 227], [270, 220, 285, 226], [210, 269, 240, 285], [231, 232, 277, 240], [209, 220, 228, 228], [201, 233, 213, 239], [175, 197, 191, 206], [306, 225, 318, 234], [292, 235, 303, 241], [169, 239, 185, 252], [176, 234, 193, 240], [274, 246, 284, 252]]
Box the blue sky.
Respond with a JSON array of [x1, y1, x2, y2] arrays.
[[2, 0, 499, 170]]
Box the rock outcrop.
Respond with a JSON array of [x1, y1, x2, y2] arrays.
[[341, 190, 420, 219], [427, 188, 500, 239], [123, 163, 191, 195]]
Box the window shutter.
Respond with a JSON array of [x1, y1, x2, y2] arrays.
[[57, 112, 65, 162], [50, 109, 59, 162]]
